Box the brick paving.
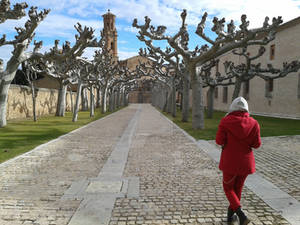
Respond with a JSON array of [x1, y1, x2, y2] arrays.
[[0, 104, 299, 225]]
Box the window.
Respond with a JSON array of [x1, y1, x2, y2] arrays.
[[214, 87, 218, 99], [265, 79, 273, 98], [111, 42, 114, 51], [270, 44, 275, 60], [243, 80, 250, 100], [268, 79, 273, 92], [223, 87, 228, 103], [298, 73, 300, 99]]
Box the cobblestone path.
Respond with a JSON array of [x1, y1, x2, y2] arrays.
[[0, 107, 137, 225], [0, 104, 299, 225], [109, 104, 292, 225]]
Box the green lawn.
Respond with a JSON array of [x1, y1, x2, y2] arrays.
[[0, 108, 123, 164], [163, 110, 300, 140]]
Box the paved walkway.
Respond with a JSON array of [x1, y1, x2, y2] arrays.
[[0, 104, 299, 225]]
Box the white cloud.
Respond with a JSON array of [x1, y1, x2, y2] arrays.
[[10, 0, 300, 34], [119, 40, 128, 44], [34, 14, 103, 41]]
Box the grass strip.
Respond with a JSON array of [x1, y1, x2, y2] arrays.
[[163, 109, 300, 140]]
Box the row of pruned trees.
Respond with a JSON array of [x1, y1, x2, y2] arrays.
[[133, 10, 300, 129], [0, 0, 139, 127]]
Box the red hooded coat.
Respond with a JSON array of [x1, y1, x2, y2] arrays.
[[216, 111, 261, 175]]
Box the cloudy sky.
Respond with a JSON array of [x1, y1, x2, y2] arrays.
[[1, 0, 300, 65]]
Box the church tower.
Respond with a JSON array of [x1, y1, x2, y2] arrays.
[[102, 9, 118, 59]]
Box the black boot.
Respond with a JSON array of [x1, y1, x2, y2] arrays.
[[235, 207, 250, 225], [227, 207, 237, 224]]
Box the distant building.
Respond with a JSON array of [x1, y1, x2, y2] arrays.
[[102, 9, 118, 59], [119, 55, 153, 103], [204, 17, 300, 119]]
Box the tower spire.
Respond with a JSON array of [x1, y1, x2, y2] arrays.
[[102, 10, 118, 59]]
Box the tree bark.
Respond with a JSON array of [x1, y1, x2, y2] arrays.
[[163, 90, 168, 112], [108, 91, 113, 112], [31, 82, 37, 122], [191, 65, 204, 129], [81, 87, 88, 111], [89, 85, 94, 117], [171, 79, 176, 117], [69, 86, 74, 113], [232, 77, 242, 101], [72, 81, 82, 122], [116, 89, 120, 109], [0, 80, 12, 127], [55, 82, 67, 117], [96, 87, 101, 108], [182, 74, 190, 122], [206, 86, 215, 119], [101, 86, 108, 114]]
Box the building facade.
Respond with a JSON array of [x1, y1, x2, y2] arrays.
[[205, 17, 300, 119]]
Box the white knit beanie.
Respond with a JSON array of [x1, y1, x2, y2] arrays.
[[228, 96, 249, 114]]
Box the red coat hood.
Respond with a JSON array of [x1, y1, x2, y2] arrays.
[[222, 111, 255, 141]]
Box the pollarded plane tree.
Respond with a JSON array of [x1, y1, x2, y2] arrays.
[[138, 44, 188, 120], [223, 46, 300, 100], [0, 1, 50, 127], [199, 58, 236, 118], [137, 57, 178, 117], [137, 34, 191, 122], [133, 9, 282, 129], [93, 48, 119, 114], [112, 65, 140, 110], [20, 60, 41, 121], [28, 23, 100, 118], [70, 60, 96, 122]]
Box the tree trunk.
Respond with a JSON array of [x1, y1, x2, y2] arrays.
[[182, 74, 190, 122], [81, 87, 88, 111], [191, 65, 204, 129], [167, 89, 172, 113], [89, 85, 94, 117], [101, 86, 108, 114], [116, 89, 120, 109], [109, 92, 113, 112], [0, 80, 11, 127], [96, 87, 101, 108], [163, 90, 168, 112], [69, 86, 74, 113], [171, 79, 176, 117], [31, 82, 37, 122], [55, 82, 67, 117], [206, 86, 215, 119], [72, 81, 82, 122], [124, 93, 129, 106], [112, 91, 116, 111], [232, 77, 242, 101]]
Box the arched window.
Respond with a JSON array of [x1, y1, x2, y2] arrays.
[[111, 42, 114, 51]]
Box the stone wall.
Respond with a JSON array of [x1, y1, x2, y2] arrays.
[[7, 85, 76, 120]]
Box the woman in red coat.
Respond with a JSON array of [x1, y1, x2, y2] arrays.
[[216, 97, 261, 225]]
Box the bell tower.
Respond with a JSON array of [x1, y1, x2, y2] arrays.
[[102, 9, 118, 59]]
